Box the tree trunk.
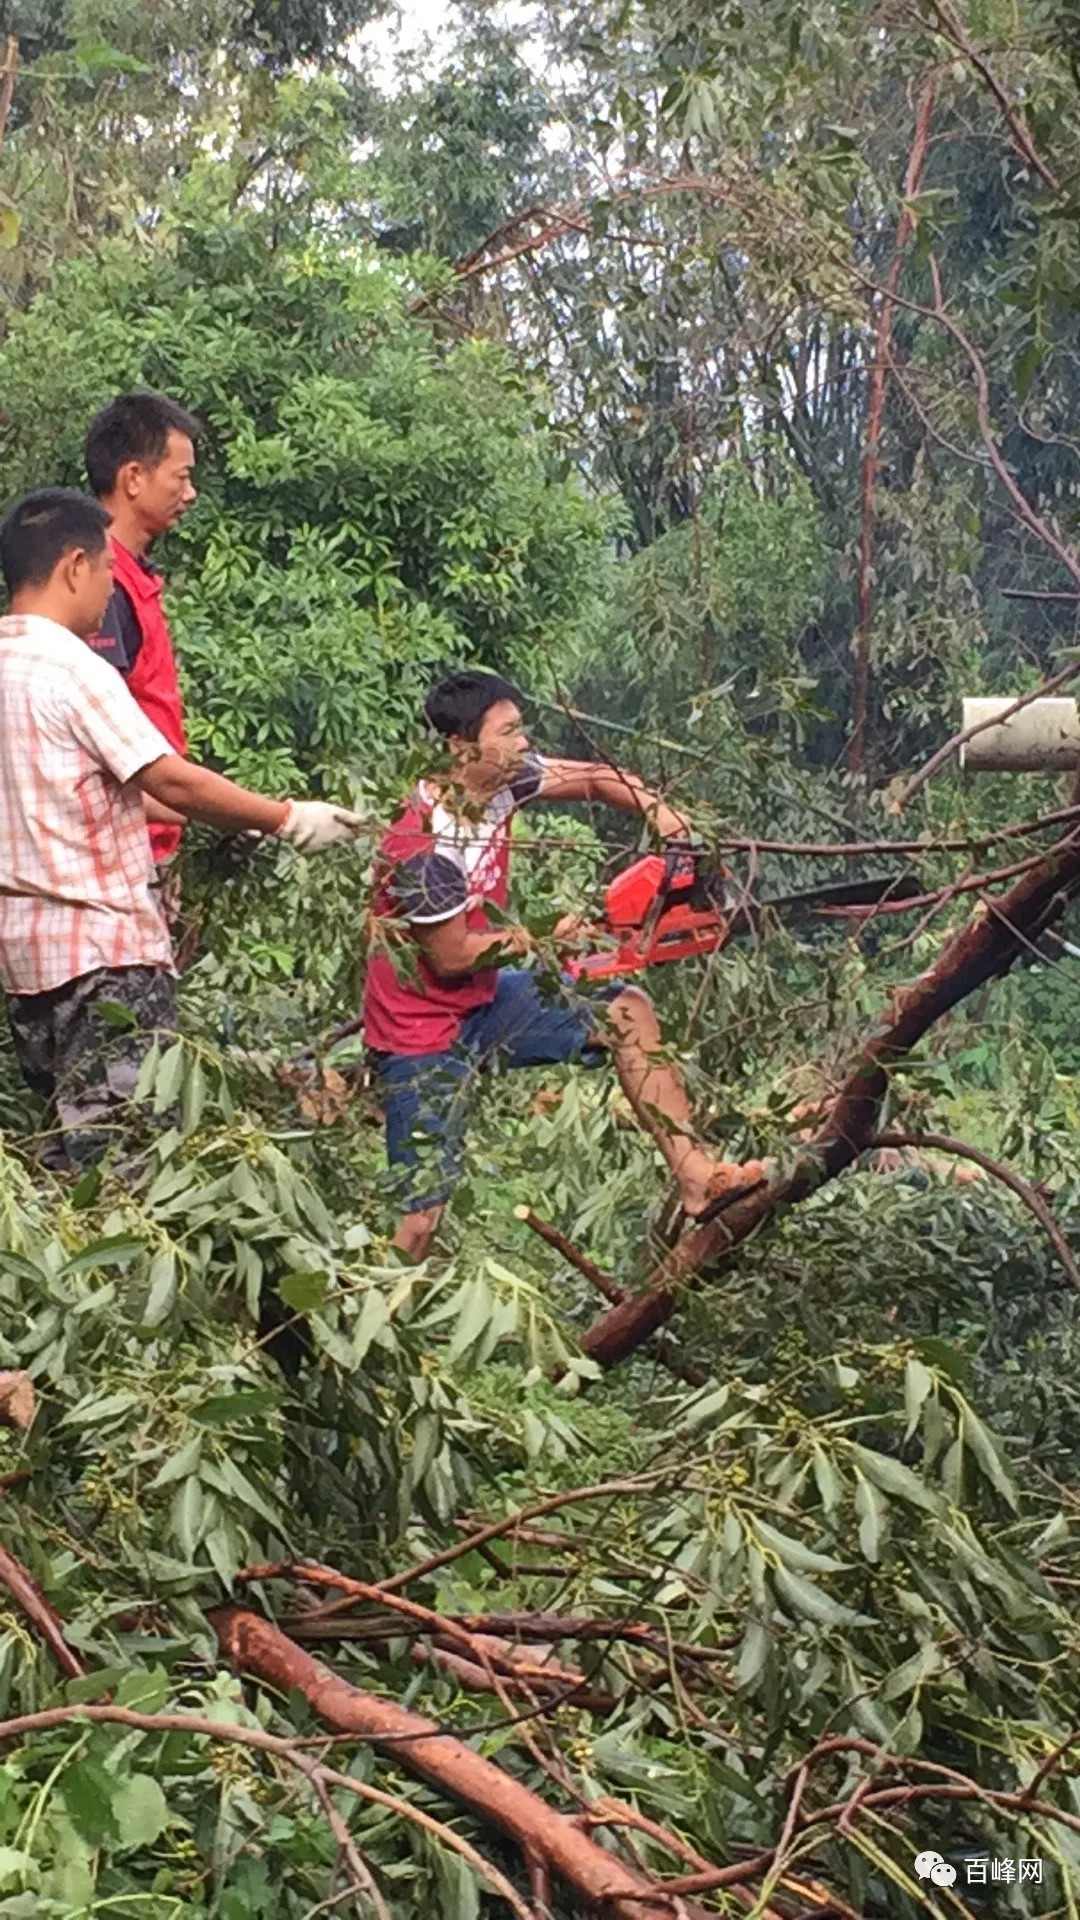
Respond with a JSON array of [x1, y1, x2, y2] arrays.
[[847, 78, 935, 777]]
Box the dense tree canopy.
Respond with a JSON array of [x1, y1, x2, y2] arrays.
[[0, 2, 1080, 1915]]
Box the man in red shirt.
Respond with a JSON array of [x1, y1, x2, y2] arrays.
[[85, 392, 199, 872], [365, 669, 767, 1259]]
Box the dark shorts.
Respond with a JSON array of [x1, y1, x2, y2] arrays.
[[7, 964, 177, 1167], [372, 969, 623, 1212]]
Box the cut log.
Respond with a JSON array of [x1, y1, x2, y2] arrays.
[[211, 1605, 697, 1920]]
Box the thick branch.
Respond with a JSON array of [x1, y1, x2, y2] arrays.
[[581, 829, 1080, 1367], [0, 1542, 84, 1679], [212, 1606, 694, 1920]]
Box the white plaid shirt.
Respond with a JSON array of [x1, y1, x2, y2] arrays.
[[0, 613, 176, 995]]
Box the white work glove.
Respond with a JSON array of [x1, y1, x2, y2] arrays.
[[276, 800, 364, 854]]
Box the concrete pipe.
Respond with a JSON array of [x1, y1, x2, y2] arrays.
[[960, 696, 1080, 772]]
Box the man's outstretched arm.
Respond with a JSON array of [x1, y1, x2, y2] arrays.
[[535, 758, 690, 840], [132, 755, 361, 850]]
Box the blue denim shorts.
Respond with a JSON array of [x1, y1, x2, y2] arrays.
[[371, 968, 621, 1212]]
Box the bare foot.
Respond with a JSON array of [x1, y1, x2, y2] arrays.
[[680, 1156, 772, 1221]]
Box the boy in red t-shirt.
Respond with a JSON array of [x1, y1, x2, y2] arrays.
[[364, 670, 766, 1259]]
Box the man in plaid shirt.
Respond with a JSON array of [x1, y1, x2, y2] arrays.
[[0, 488, 363, 1166]]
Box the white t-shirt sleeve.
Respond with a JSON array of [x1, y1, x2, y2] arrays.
[[61, 645, 174, 784]]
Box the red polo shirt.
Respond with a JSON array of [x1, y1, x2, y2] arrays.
[[90, 538, 187, 865]]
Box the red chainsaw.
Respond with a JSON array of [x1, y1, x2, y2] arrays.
[[565, 844, 922, 983]]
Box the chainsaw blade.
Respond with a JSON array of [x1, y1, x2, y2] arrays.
[[726, 871, 924, 939]]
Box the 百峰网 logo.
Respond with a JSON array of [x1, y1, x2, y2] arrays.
[[914, 1851, 957, 1888]]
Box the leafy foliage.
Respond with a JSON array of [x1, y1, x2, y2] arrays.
[[1, 1, 1080, 1914]]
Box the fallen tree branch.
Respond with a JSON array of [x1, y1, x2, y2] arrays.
[[514, 1204, 624, 1303], [872, 1128, 1080, 1295], [0, 1541, 84, 1679], [0, 1700, 524, 1920], [278, 1607, 737, 1666], [211, 1606, 703, 1920], [580, 825, 1080, 1367], [373, 1475, 668, 1599], [238, 1557, 615, 1714]]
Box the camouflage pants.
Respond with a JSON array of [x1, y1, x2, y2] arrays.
[[7, 965, 177, 1167]]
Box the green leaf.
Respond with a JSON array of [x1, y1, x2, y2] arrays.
[[75, 36, 153, 74], [112, 1772, 168, 1849], [201, 1454, 285, 1532], [942, 1435, 964, 1504], [172, 1473, 204, 1560], [62, 1760, 119, 1843], [149, 1434, 202, 1488], [70, 1166, 102, 1208], [811, 1444, 844, 1515], [735, 1618, 771, 1691], [180, 1056, 207, 1135], [61, 1389, 140, 1428], [881, 1642, 943, 1701], [96, 999, 138, 1031], [956, 1400, 1019, 1510], [848, 1443, 941, 1513], [0, 208, 21, 251], [915, 1337, 971, 1391], [432, 1845, 480, 1920], [278, 1270, 329, 1314], [64, 1666, 128, 1704], [0, 1849, 37, 1892], [153, 1042, 186, 1115], [903, 1358, 934, 1439], [446, 1277, 495, 1361], [115, 1666, 171, 1711], [1031, 1510, 1069, 1554], [1015, 339, 1041, 402], [352, 1286, 389, 1364], [850, 1692, 896, 1748], [143, 1250, 178, 1327], [62, 1235, 146, 1275], [191, 1389, 281, 1427], [854, 1470, 888, 1563], [678, 1384, 729, 1431], [754, 1517, 847, 1575], [772, 1563, 863, 1628], [133, 1039, 161, 1104]]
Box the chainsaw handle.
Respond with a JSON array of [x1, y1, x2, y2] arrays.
[[661, 839, 704, 889]]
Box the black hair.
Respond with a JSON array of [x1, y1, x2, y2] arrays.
[[85, 391, 201, 498], [0, 489, 111, 597], [423, 669, 523, 742]]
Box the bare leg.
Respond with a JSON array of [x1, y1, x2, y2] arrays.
[[604, 987, 767, 1217], [393, 1203, 444, 1261]]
